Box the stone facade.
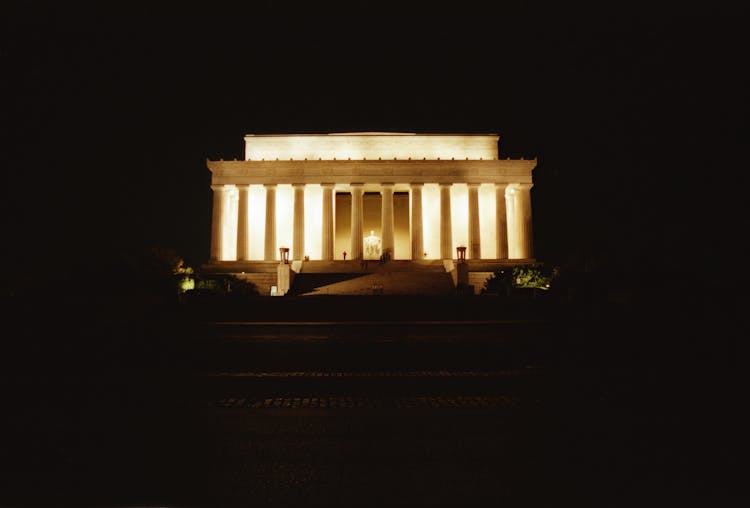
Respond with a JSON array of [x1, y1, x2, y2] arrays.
[[206, 133, 536, 265]]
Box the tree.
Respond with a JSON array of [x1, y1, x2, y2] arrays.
[[482, 264, 557, 295], [512, 264, 554, 290]]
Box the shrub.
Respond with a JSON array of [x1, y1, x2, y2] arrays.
[[482, 264, 557, 295]]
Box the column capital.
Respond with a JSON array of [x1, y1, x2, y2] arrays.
[[210, 184, 226, 192], [237, 183, 251, 191], [292, 182, 306, 188], [263, 183, 277, 189], [380, 182, 395, 188], [320, 182, 335, 189], [350, 182, 365, 188], [439, 182, 453, 188], [467, 182, 481, 189], [495, 182, 508, 190], [409, 182, 424, 188], [509, 182, 533, 191]]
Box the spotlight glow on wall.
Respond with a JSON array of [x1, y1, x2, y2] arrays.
[[451, 184, 468, 256], [221, 185, 238, 261], [248, 185, 266, 260], [215, 183, 529, 261], [276, 185, 293, 260], [479, 184, 497, 259], [421, 184, 440, 260], [305, 185, 323, 260], [506, 186, 521, 259]]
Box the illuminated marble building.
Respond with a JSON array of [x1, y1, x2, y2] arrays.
[[205, 133, 536, 295]]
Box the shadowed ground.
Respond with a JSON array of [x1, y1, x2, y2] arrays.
[[0, 292, 743, 507]]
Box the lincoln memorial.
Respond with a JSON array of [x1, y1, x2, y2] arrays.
[[204, 132, 536, 295]]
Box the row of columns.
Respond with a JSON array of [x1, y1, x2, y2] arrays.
[[210, 183, 533, 262]]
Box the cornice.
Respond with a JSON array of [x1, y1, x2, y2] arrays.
[[206, 159, 536, 186]]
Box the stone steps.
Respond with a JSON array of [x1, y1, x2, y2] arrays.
[[299, 260, 446, 273], [468, 272, 495, 295], [300, 271, 455, 296], [202, 260, 508, 296], [201, 261, 279, 273], [235, 273, 278, 295], [286, 273, 368, 296]]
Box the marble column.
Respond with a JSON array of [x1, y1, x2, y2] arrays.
[[263, 184, 277, 261], [321, 183, 335, 261], [467, 183, 481, 259], [350, 183, 364, 260], [380, 183, 395, 258], [292, 183, 305, 260], [495, 183, 508, 260], [409, 183, 424, 260], [439, 183, 453, 259], [517, 183, 534, 259], [236, 185, 250, 261], [210, 185, 226, 262]]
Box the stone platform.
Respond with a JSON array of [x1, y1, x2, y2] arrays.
[[200, 259, 536, 296]]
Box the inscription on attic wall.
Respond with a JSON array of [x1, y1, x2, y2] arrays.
[[244, 133, 501, 161]]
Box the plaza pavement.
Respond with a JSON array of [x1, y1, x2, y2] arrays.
[[0, 293, 741, 507]]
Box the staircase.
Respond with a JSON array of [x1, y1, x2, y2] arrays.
[[201, 260, 502, 297], [294, 260, 454, 296], [234, 272, 278, 296], [468, 272, 495, 295]]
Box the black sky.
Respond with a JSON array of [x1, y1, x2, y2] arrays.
[[3, 4, 748, 284]]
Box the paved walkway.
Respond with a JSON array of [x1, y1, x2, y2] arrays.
[[212, 394, 519, 409], [2, 303, 739, 507]]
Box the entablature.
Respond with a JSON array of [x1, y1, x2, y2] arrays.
[[206, 158, 536, 186]]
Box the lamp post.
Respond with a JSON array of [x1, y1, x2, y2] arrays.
[[456, 246, 467, 263]]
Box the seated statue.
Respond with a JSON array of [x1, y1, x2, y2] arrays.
[[364, 230, 381, 260]]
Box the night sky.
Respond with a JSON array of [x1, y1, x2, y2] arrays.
[[4, 4, 747, 286]]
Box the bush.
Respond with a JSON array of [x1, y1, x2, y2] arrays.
[[482, 264, 557, 295], [184, 274, 259, 302]]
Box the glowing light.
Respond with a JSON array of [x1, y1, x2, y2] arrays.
[[451, 184, 468, 257], [334, 192, 349, 260], [304, 184, 323, 260], [248, 185, 266, 260], [393, 193, 410, 260], [221, 185, 238, 261], [220, 181, 520, 261], [276, 185, 293, 259], [478, 184, 497, 259], [421, 184, 440, 260], [506, 186, 521, 259], [179, 277, 195, 292], [244, 133, 499, 161], [364, 230, 382, 260]]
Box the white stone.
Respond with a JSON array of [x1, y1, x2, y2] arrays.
[[207, 133, 536, 264]]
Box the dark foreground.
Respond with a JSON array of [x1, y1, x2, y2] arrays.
[[0, 293, 743, 507]]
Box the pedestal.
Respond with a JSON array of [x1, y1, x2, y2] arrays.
[[277, 263, 294, 296]]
